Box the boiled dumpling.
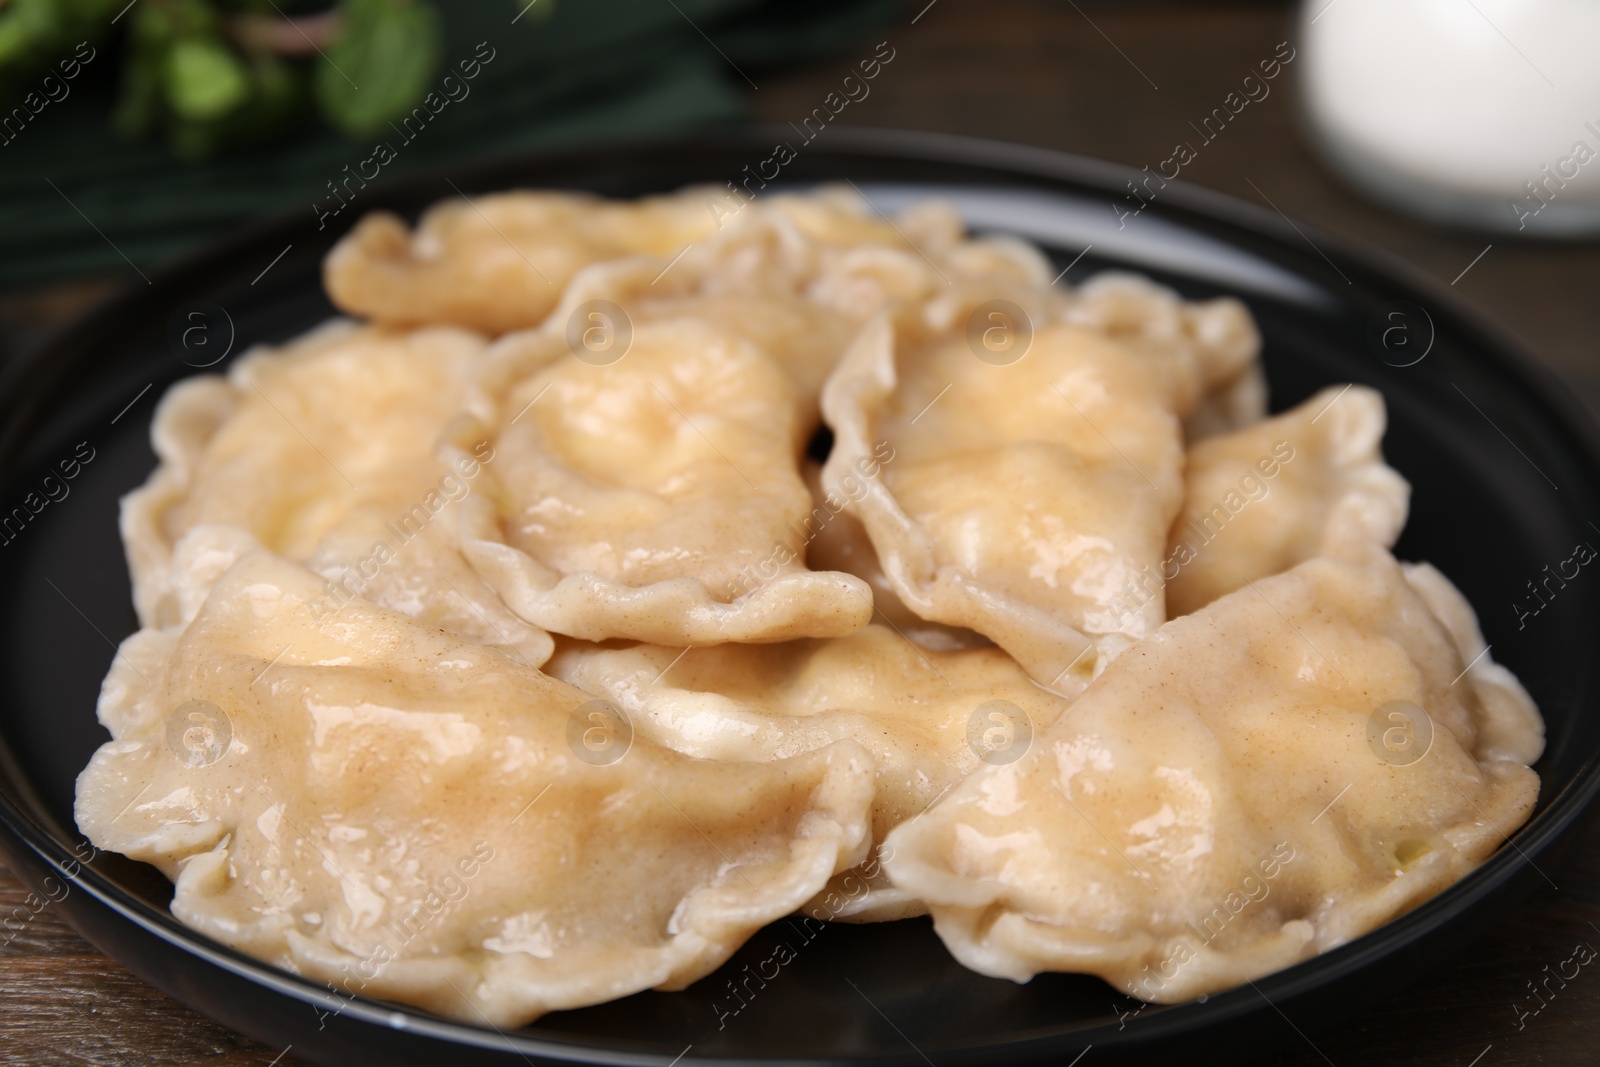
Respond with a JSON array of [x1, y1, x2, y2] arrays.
[[821, 293, 1193, 693], [1059, 272, 1265, 440], [75, 552, 875, 1026], [324, 188, 721, 335], [545, 624, 1074, 921], [881, 552, 1542, 1002], [121, 320, 548, 663], [1164, 384, 1410, 616], [459, 314, 876, 645]]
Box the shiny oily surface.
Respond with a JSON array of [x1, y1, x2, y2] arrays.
[[121, 321, 548, 664], [884, 554, 1540, 1002], [75, 551, 875, 1027], [546, 625, 1077, 922], [1164, 384, 1410, 615]]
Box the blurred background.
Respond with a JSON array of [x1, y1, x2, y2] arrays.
[[2, 1, 1598, 1064], [2, 0, 1597, 405]]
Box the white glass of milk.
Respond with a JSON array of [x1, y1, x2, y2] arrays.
[[1300, 0, 1600, 237]]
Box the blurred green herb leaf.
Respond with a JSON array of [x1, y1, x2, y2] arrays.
[[317, 0, 440, 136], [110, 0, 311, 158], [165, 36, 249, 120], [2, 0, 504, 158]]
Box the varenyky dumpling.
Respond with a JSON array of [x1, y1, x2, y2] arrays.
[[122, 320, 548, 663], [459, 314, 876, 645], [75, 552, 875, 1026], [545, 624, 1073, 922], [881, 552, 1542, 1002], [1059, 272, 1265, 441], [1164, 384, 1410, 616], [324, 187, 722, 335], [793, 271, 1258, 657], [821, 292, 1193, 694]]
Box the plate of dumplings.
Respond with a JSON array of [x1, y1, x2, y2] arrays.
[[2, 130, 1598, 1067]]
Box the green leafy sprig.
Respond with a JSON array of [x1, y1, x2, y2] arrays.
[[0, 0, 539, 158]]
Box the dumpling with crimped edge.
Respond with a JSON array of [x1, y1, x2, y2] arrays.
[[565, 184, 1054, 328], [1402, 561, 1543, 765], [74, 551, 876, 1027], [1164, 384, 1410, 617], [120, 319, 549, 664], [820, 293, 1193, 695], [880, 553, 1542, 1003], [1059, 272, 1266, 441], [458, 313, 875, 645], [545, 624, 1075, 922], [323, 187, 723, 335]]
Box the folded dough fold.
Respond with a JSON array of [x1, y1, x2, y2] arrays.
[[75, 552, 875, 1027], [1059, 272, 1265, 440], [1165, 384, 1410, 616], [800, 461, 993, 652], [821, 297, 1191, 693], [881, 553, 1542, 1003], [546, 625, 1075, 922], [324, 188, 721, 335], [122, 320, 549, 664], [460, 315, 875, 645]]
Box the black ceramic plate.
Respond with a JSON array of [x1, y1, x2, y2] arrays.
[[3, 128, 1599, 1067]]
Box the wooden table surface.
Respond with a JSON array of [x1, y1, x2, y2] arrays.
[[4, 1, 1600, 1064]]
